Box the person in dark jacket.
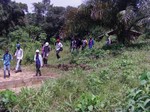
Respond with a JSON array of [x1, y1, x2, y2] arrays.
[[76, 38, 82, 51], [43, 42, 51, 66], [34, 50, 43, 76]]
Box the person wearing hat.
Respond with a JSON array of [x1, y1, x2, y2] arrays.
[[2, 49, 13, 78], [43, 42, 51, 66], [14, 44, 23, 73], [55, 39, 63, 59], [34, 49, 43, 76]]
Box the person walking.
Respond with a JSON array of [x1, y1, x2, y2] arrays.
[[82, 38, 88, 50], [2, 49, 13, 78], [55, 39, 63, 59], [70, 38, 77, 52], [34, 50, 43, 76], [43, 42, 51, 66], [76, 38, 82, 51], [14, 44, 23, 73], [88, 37, 94, 49]]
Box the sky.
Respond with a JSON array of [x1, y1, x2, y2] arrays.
[[13, 0, 82, 12]]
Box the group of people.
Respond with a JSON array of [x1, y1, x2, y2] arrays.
[[2, 37, 106, 78], [2, 39, 63, 78], [70, 37, 94, 52]]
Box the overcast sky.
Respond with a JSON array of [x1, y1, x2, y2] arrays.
[[13, 0, 82, 12]]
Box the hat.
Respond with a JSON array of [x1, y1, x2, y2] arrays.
[[36, 49, 40, 52], [45, 42, 49, 46], [16, 44, 20, 48]]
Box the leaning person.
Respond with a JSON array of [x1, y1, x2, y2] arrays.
[[3, 49, 13, 78], [14, 44, 23, 73], [34, 50, 43, 76], [55, 39, 63, 59]]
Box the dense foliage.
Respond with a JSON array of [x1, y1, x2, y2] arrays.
[[0, 0, 150, 112], [0, 37, 149, 111], [0, 0, 150, 45]]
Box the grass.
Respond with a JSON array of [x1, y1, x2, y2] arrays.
[[1, 38, 150, 111]]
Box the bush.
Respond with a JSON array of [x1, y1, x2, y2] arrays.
[[0, 90, 17, 111], [75, 93, 101, 112], [23, 41, 41, 64], [124, 71, 150, 112]]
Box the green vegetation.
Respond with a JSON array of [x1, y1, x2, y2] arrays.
[[0, 37, 149, 111], [0, 0, 150, 112], [0, 90, 17, 112]]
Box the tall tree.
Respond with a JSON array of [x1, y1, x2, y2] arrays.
[[32, 2, 45, 25], [0, 0, 26, 36], [85, 0, 150, 44]]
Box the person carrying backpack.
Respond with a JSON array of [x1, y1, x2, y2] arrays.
[[34, 50, 43, 76], [43, 42, 51, 66], [3, 49, 13, 79], [55, 39, 63, 59], [14, 44, 23, 73]]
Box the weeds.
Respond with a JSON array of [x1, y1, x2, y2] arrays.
[[0, 39, 150, 112]]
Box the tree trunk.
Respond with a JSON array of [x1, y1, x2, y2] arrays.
[[117, 30, 130, 45]]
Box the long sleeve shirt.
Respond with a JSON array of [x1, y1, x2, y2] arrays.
[[3, 53, 12, 66], [55, 42, 63, 51], [15, 48, 23, 60]]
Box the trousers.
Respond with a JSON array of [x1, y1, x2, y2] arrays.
[[36, 64, 41, 76], [4, 65, 10, 78], [15, 59, 22, 71]]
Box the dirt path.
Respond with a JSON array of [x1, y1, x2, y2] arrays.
[[0, 67, 58, 92]]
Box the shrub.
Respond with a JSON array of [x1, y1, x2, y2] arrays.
[[75, 93, 101, 112], [124, 71, 150, 112], [0, 90, 17, 111]]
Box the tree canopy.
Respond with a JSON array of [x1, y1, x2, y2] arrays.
[[0, 0, 149, 44]]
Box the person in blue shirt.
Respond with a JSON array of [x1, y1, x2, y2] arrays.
[[88, 37, 94, 49], [3, 49, 13, 79]]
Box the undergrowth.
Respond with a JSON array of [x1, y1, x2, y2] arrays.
[[0, 39, 150, 112]]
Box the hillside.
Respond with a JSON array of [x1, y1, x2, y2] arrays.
[[0, 39, 149, 112]]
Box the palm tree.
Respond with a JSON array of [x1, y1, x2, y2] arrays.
[[85, 0, 150, 44]]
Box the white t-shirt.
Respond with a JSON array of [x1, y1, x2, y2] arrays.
[[15, 49, 23, 60], [55, 42, 63, 51]]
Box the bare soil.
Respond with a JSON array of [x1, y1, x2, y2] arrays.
[[0, 67, 58, 92]]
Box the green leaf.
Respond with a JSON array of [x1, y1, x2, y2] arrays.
[[88, 105, 93, 111], [144, 99, 150, 108], [140, 80, 147, 85]]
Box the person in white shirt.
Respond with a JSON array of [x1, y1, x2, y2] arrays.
[[55, 39, 63, 59], [34, 50, 43, 76], [14, 44, 23, 73]]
